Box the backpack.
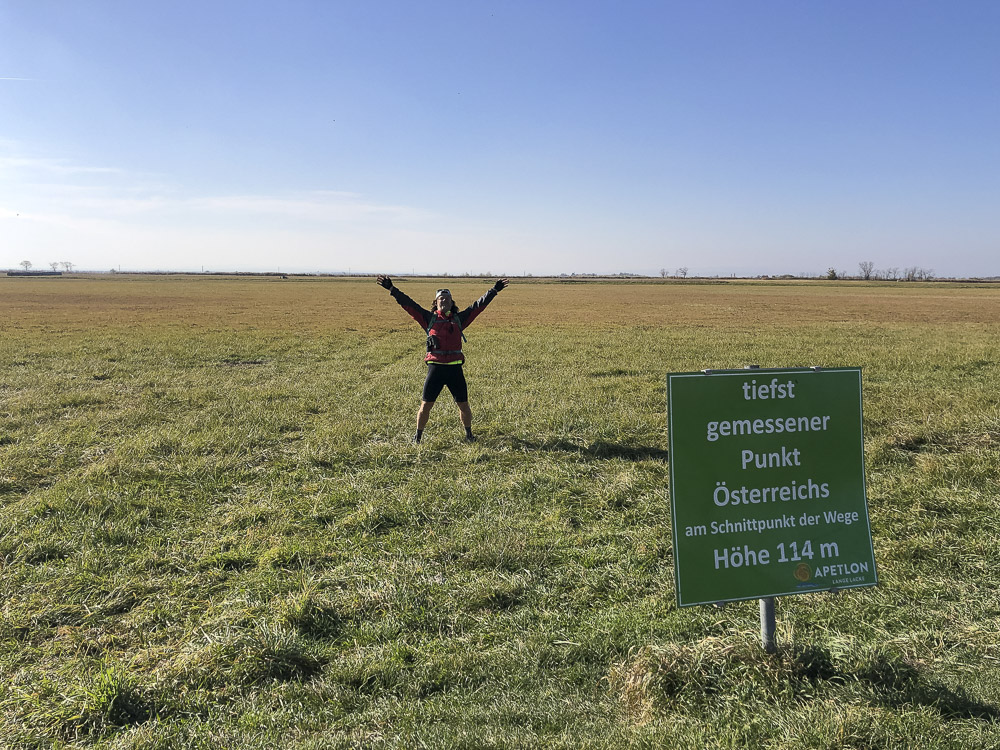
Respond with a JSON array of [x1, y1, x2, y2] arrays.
[[425, 309, 467, 354]]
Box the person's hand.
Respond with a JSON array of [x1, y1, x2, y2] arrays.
[[377, 275, 393, 290], [493, 278, 509, 292]]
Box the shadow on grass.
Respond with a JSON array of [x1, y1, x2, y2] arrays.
[[507, 437, 669, 462], [859, 651, 1000, 721], [612, 639, 1000, 723]]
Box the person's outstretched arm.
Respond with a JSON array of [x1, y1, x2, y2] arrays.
[[458, 278, 508, 328], [376, 275, 431, 328]]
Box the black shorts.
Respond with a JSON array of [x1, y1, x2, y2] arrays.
[[422, 363, 468, 403]]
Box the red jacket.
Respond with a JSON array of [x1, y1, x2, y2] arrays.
[[389, 286, 499, 364]]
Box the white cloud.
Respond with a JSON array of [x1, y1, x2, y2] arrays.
[[1, 146, 433, 224], [0, 147, 504, 273], [185, 192, 432, 224], [0, 154, 125, 178]]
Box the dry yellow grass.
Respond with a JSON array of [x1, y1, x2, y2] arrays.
[[2, 275, 999, 334]]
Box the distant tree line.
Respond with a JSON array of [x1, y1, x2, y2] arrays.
[[17, 260, 74, 272], [822, 263, 934, 281], [660, 267, 689, 278], [7, 260, 950, 281], [856, 262, 934, 281]]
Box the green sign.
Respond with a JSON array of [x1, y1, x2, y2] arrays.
[[667, 367, 877, 607]]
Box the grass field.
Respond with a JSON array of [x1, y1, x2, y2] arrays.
[[1, 275, 999, 748]]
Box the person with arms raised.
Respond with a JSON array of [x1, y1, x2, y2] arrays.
[[376, 275, 509, 443]]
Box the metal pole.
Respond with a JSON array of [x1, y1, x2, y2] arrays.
[[760, 597, 776, 653], [742, 364, 777, 653]]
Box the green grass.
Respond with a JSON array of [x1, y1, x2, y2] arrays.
[[1, 276, 999, 748]]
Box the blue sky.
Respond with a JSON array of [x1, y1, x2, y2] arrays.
[[2, 1, 998, 277]]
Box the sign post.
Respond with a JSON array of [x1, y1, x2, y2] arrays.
[[667, 367, 877, 648]]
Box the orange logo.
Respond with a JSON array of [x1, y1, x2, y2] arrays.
[[794, 564, 811, 582]]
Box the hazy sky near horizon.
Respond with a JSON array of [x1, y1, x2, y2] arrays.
[[2, 1, 998, 277]]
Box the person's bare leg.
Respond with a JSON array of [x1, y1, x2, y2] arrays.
[[457, 401, 474, 441], [415, 400, 434, 443]]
